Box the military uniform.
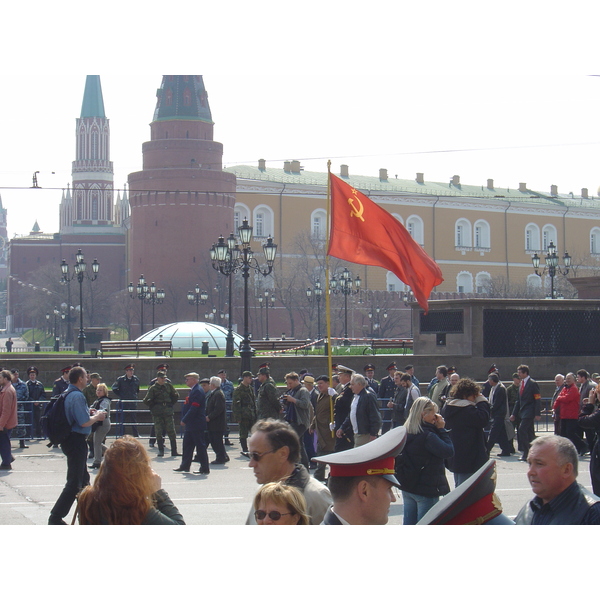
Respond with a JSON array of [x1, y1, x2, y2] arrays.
[[143, 380, 180, 456], [112, 366, 140, 437], [257, 376, 281, 421], [83, 383, 98, 407], [232, 380, 257, 453], [26, 368, 46, 438]]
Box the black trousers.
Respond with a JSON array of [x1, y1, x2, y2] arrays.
[[517, 417, 535, 459], [208, 430, 227, 462], [181, 429, 208, 471], [560, 419, 587, 453], [50, 432, 89, 521], [487, 418, 514, 454]]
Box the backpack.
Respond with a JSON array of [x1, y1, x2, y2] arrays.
[[42, 389, 73, 446]]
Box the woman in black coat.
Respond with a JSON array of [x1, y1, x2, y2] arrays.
[[441, 378, 490, 487], [205, 376, 229, 465], [396, 397, 454, 524]]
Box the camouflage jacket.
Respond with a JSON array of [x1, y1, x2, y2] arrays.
[[257, 377, 281, 421], [143, 382, 180, 416], [232, 383, 257, 423]]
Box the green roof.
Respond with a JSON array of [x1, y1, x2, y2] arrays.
[[153, 75, 213, 124], [80, 75, 106, 118], [225, 164, 600, 207]]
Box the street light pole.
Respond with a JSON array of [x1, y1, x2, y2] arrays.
[[211, 220, 277, 374], [61, 248, 99, 354], [330, 267, 361, 341], [532, 241, 571, 299], [187, 285, 208, 321], [306, 281, 323, 341]]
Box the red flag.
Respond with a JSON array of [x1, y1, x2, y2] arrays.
[[327, 173, 443, 312]]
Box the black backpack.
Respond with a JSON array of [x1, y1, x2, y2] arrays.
[[42, 389, 73, 446]]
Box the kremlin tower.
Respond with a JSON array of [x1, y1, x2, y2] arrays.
[[127, 76, 236, 303]]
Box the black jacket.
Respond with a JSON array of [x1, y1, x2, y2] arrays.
[[341, 388, 382, 437]]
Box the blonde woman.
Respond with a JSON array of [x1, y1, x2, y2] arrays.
[[90, 383, 111, 469], [253, 481, 310, 525], [397, 397, 454, 524]]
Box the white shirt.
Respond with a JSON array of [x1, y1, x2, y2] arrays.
[[350, 393, 360, 433]]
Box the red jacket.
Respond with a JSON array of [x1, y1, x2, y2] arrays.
[[553, 384, 580, 420], [0, 384, 18, 430]]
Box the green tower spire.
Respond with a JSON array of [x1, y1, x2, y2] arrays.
[[153, 75, 213, 123], [80, 75, 106, 118]]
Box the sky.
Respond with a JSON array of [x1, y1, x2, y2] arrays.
[[1, 0, 600, 238]]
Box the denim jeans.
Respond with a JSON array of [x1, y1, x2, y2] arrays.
[[402, 491, 439, 525]]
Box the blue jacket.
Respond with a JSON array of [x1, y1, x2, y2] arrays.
[[181, 383, 207, 432]]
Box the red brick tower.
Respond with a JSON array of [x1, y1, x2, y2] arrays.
[[128, 76, 236, 306]]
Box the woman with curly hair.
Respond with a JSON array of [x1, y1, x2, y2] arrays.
[[253, 481, 310, 525], [441, 378, 490, 487], [77, 435, 185, 525]]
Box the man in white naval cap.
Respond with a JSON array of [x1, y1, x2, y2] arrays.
[[314, 426, 407, 524]]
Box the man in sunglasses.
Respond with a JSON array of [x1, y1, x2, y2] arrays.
[[314, 426, 407, 525], [245, 419, 332, 525]]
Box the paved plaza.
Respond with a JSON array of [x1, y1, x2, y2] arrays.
[[0, 431, 593, 525]]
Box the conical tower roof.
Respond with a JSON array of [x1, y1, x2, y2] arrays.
[[153, 75, 213, 123], [80, 75, 106, 118]]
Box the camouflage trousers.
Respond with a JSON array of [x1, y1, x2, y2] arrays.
[[238, 418, 257, 442], [152, 413, 176, 443]]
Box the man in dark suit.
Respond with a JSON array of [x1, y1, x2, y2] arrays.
[[486, 373, 514, 456], [510, 364, 541, 461], [337, 374, 382, 447], [174, 372, 209, 475], [377, 362, 397, 434], [333, 366, 355, 452]]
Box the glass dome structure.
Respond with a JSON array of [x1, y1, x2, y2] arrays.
[[135, 322, 242, 352]]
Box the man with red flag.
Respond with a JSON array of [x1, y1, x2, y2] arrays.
[[328, 173, 443, 311]]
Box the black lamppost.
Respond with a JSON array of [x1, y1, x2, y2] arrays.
[[368, 306, 387, 338], [329, 267, 361, 341], [258, 289, 275, 340], [532, 241, 571, 299], [211, 219, 277, 374], [46, 308, 60, 351], [306, 281, 323, 341], [128, 275, 164, 335], [210, 233, 237, 358], [187, 285, 208, 321], [61, 248, 99, 353], [145, 283, 166, 330]]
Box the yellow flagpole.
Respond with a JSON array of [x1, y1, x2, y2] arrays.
[[326, 161, 334, 435]]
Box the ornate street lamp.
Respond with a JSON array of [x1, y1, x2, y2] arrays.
[[258, 289, 276, 340], [187, 285, 208, 321], [128, 275, 165, 334], [211, 219, 277, 374], [306, 281, 323, 341], [368, 306, 388, 338], [532, 241, 571, 299], [329, 267, 361, 341], [61, 248, 99, 353]]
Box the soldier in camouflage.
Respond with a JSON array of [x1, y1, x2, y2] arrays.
[[256, 366, 281, 421], [232, 371, 257, 457], [143, 372, 180, 457]]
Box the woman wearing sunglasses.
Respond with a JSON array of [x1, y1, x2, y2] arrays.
[[253, 481, 310, 525]]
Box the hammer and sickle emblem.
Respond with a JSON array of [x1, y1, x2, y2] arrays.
[[348, 189, 365, 222]]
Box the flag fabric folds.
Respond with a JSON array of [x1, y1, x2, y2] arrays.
[[327, 173, 443, 312]]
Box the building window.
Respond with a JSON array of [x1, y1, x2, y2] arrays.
[[475, 272, 491, 294], [252, 205, 274, 238], [455, 218, 472, 249], [473, 220, 490, 249], [525, 224, 540, 252], [457, 271, 473, 293], [310, 209, 327, 240], [542, 225, 557, 251], [255, 212, 264, 237], [406, 215, 424, 245], [591, 227, 600, 255]]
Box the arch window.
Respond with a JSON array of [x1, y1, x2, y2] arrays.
[[455, 218, 472, 248], [456, 271, 473, 293], [475, 272, 491, 294], [474, 220, 490, 249], [386, 271, 404, 292], [525, 223, 541, 252], [391, 213, 404, 225], [310, 209, 327, 240], [233, 203, 250, 235], [591, 227, 600, 255], [406, 215, 424, 245], [542, 224, 558, 251], [527, 273, 542, 291], [253, 205, 274, 238]]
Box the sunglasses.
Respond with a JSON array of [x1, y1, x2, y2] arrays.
[[254, 510, 295, 521], [248, 449, 276, 462]]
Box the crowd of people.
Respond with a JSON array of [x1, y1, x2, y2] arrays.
[[1, 357, 600, 525]]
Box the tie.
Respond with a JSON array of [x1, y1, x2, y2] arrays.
[[520, 379, 525, 395]]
